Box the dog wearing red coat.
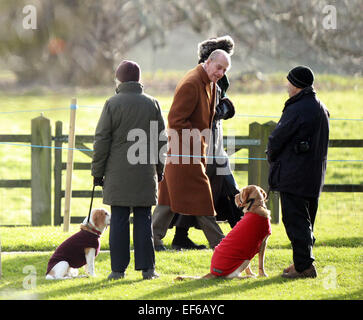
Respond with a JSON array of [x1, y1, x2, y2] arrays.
[[45, 208, 110, 280], [175, 185, 271, 280]]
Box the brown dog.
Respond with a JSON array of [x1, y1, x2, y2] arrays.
[[175, 185, 271, 280]]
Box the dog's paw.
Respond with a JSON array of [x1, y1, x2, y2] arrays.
[[258, 271, 268, 277]]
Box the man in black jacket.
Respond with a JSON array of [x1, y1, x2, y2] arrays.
[[267, 66, 330, 279]]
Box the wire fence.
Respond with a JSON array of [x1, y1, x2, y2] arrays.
[[0, 103, 362, 225], [1, 105, 363, 122]]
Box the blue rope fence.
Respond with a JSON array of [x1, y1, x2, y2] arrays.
[[0, 142, 362, 162], [1, 104, 362, 162], [1, 105, 363, 122]]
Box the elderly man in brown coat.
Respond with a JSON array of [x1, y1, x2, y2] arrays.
[[153, 50, 231, 250]]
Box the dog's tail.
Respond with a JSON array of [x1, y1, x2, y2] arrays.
[[175, 273, 216, 281], [175, 275, 199, 281]]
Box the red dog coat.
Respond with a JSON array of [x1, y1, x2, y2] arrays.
[[210, 212, 271, 276], [46, 229, 100, 275]]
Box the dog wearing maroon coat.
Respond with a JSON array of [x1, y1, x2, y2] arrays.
[[175, 185, 271, 280], [45, 208, 110, 280]]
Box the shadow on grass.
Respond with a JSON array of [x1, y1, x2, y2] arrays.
[[40, 278, 145, 300], [314, 237, 363, 248], [138, 275, 284, 300], [2, 244, 362, 300], [268, 236, 363, 249], [0, 252, 144, 299], [324, 288, 363, 300], [1, 252, 282, 300]]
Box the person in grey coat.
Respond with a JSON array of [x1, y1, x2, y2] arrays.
[[91, 60, 167, 280]]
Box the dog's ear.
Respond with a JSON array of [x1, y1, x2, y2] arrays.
[[235, 193, 241, 207], [92, 209, 105, 229], [241, 186, 251, 205], [258, 187, 267, 200]]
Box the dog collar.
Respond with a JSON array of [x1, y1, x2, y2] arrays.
[[83, 224, 101, 236], [241, 198, 267, 211], [245, 198, 255, 211]]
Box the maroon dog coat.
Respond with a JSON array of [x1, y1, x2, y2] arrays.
[[46, 229, 100, 275], [210, 212, 271, 276]]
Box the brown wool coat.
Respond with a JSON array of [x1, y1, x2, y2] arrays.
[[158, 64, 217, 216]]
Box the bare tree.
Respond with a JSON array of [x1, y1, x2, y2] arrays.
[[0, 0, 186, 85], [201, 0, 362, 74], [0, 0, 361, 86]]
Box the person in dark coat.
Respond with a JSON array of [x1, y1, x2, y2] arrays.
[[266, 65, 330, 279], [169, 36, 242, 250], [92, 60, 167, 280]]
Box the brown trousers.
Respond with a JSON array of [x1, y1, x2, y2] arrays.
[[152, 205, 224, 249]]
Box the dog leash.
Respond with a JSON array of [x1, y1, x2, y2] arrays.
[[238, 193, 255, 211], [266, 187, 271, 202], [245, 198, 255, 211], [87, 185, 95, 225]]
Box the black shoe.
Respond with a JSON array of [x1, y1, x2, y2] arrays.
[[142, 269, 159, 280], [155, 244, 167, 252], [172, 236, 206, 250], [282, 264, 317, 279], [107, 271, 125, 280]]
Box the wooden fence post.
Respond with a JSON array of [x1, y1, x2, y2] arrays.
[[54, 121, 63, 226], [0, 235, 2, 278], [31, 114, 52, 226], [63, 98, 77, 232], [248, 121, 280, 223]]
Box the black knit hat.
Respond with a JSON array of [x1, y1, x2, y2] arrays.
[[287, 66, 314, 88], [115, 60, 140, 83]]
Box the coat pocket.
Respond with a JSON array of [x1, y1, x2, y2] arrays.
[[268, 161, 281, 189]]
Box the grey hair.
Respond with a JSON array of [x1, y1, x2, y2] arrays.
[[207, 49, 231, 70], [115, 78, 121, 87]]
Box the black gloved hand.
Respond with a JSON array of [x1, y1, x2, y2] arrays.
[[214, 97, 235, 121], [157, 172, 164, 183], [93, 176, 104, 187]]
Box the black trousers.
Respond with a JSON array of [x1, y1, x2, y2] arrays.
[[280, 192, 318, 273], [109, 206, 155, 272]]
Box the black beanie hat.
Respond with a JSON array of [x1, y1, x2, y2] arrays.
[[287, 66, 314, 88], [115, 60, 140, 83]]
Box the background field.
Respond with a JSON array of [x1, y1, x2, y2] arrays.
[[0, 73, 362, 225], [0, 73, 362, 300]]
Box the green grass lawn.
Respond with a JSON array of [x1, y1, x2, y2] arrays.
[[1, 213, 362, 300], [0, 74, 362, 300], [1, 214, 362, 300]]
